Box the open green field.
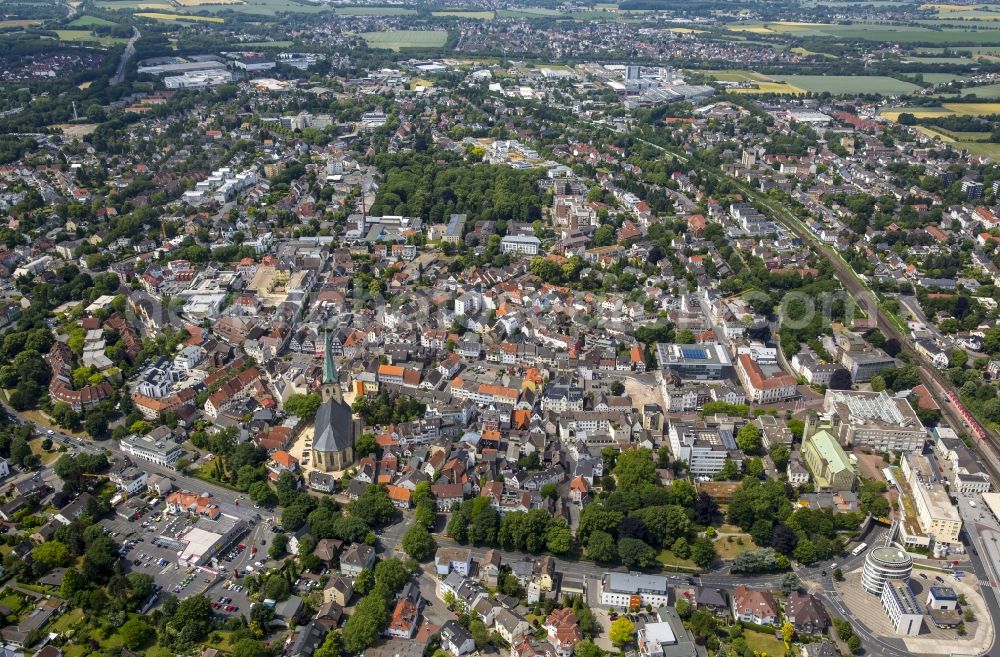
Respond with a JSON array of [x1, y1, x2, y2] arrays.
[[68, 14, 119, 26], [135, 11, 224, 21], [496, 7, 561, 17], [912, 125, 1000, 160], [55, 28, 127, 44], [776, 74, 922, 94], [432, 10, 493, 19], [903, 55, 977, 64], [335, 6, 415, 15], [962, 82, 1000, 98], [727, 20, 1000, 44], [920, 72, 967, 84], [95, 0, 174, 10], [360, 29, 447, 50], [883, 102, 1000, 120], [743, 629, 787, 656], [239, 40, 294, 47]]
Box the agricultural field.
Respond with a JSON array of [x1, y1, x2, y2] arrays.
[[701, 70, 805, 94], [54, 29, 128, 44], [134, 11, 224, 21], [0, 19, 42, 27], [882, 102, 1000, 121], [495, 7, 561, 17], [335, 6, 415, 15], [239, 40, 294, 47], [962, 82, 1000, 98], [360, 29, 447, 50], [911, 124, 1000, 160], [96, 1, 174, 10], [176, 0, 244, 6], [729, 81, 805, 94], [920, 72, 967, 84], [791, 45, 838, 58], [68, 14, 119, 25], [775, 74, 922, 94], [726, 20, 1000, 44], [667, 27, 706, 34], [902, 55, 977, 64], [431, 10, 493, 19]]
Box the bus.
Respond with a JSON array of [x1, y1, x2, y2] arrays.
[[851, 542, 868, 557]]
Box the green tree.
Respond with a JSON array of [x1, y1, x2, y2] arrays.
[[609, 617, 635, 648], [612, 449, 656, 489], [401, 524, 436, 561], [119, 618, 154, 650], [32, 540, 72, 568], [587, 530, 618, 562], [736, 423, 763, 455], [617, 538, 657, 568], [284, 392, 322, 420]]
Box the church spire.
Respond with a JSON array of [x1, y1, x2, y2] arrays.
[[322, 329, 337, 386]]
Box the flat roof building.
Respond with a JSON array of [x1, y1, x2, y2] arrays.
[[823, 389, 926, 452], [862, 546, 912, 595], [601, 571, 671, 609], [901, 453, 962, 545], [656, 344, 732, 382], [881, 580, 923, 636]]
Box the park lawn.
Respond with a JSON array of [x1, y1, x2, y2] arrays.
[[68, 14, 119, 26], [134, 12, 224, 21], [360, 29, 447, 50], [28, 437, 61, 465], [335, 6, 415, 14], [743, 629, 787, 657], [775, 75, 921, 95], [656, 550, 698, 570], [432, 10, 493, 19], [51, 608, 85, 633], [714, 533, 759, 560]]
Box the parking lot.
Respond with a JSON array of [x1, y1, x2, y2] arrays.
[[101, 503, 286, 618]]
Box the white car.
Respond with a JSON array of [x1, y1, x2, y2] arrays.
[[254, 561, 264, 568]]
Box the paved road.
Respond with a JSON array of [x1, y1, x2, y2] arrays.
[[111, 27, 140, 86]]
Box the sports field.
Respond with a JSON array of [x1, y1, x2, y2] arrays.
[[776, 75, 922, 95], [360, 30, 448, 51]]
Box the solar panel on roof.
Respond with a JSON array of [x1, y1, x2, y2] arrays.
[[681, 348, 708, 359]]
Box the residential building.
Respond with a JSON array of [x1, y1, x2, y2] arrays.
[[340, 543, 375, 577], [731, 586, 778, 626], [600, 571, 671, 608], [901, 452, 962, 545], [785, 592, 829, 634], [735, 354, 797, 403], [440, 620, 475, 656]]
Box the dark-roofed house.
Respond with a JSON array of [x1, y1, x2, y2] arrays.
[[440, 620, 475, 656], [695, 587, 729, 617], [340, 543, 375, 577], [54, 493, 95, 525], [786, 592, 829, 634], [288, 620, 328, 657]]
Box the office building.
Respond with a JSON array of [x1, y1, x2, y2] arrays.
[[655, 344, 732, 381], [500, 235, 541, 255], [735, 354, 797, 403], [901, 453, 962, 545], [932, 427, 992, 493], [637, 607, 697, 657], [840, 348, 896, 383], [823, 389, 926, 452], [120, 428, 183, 468], [668, 420, 741, 478], [600, 571, 671, 608], [881, 580, 923, 636], [862, 546, 912, 595]]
